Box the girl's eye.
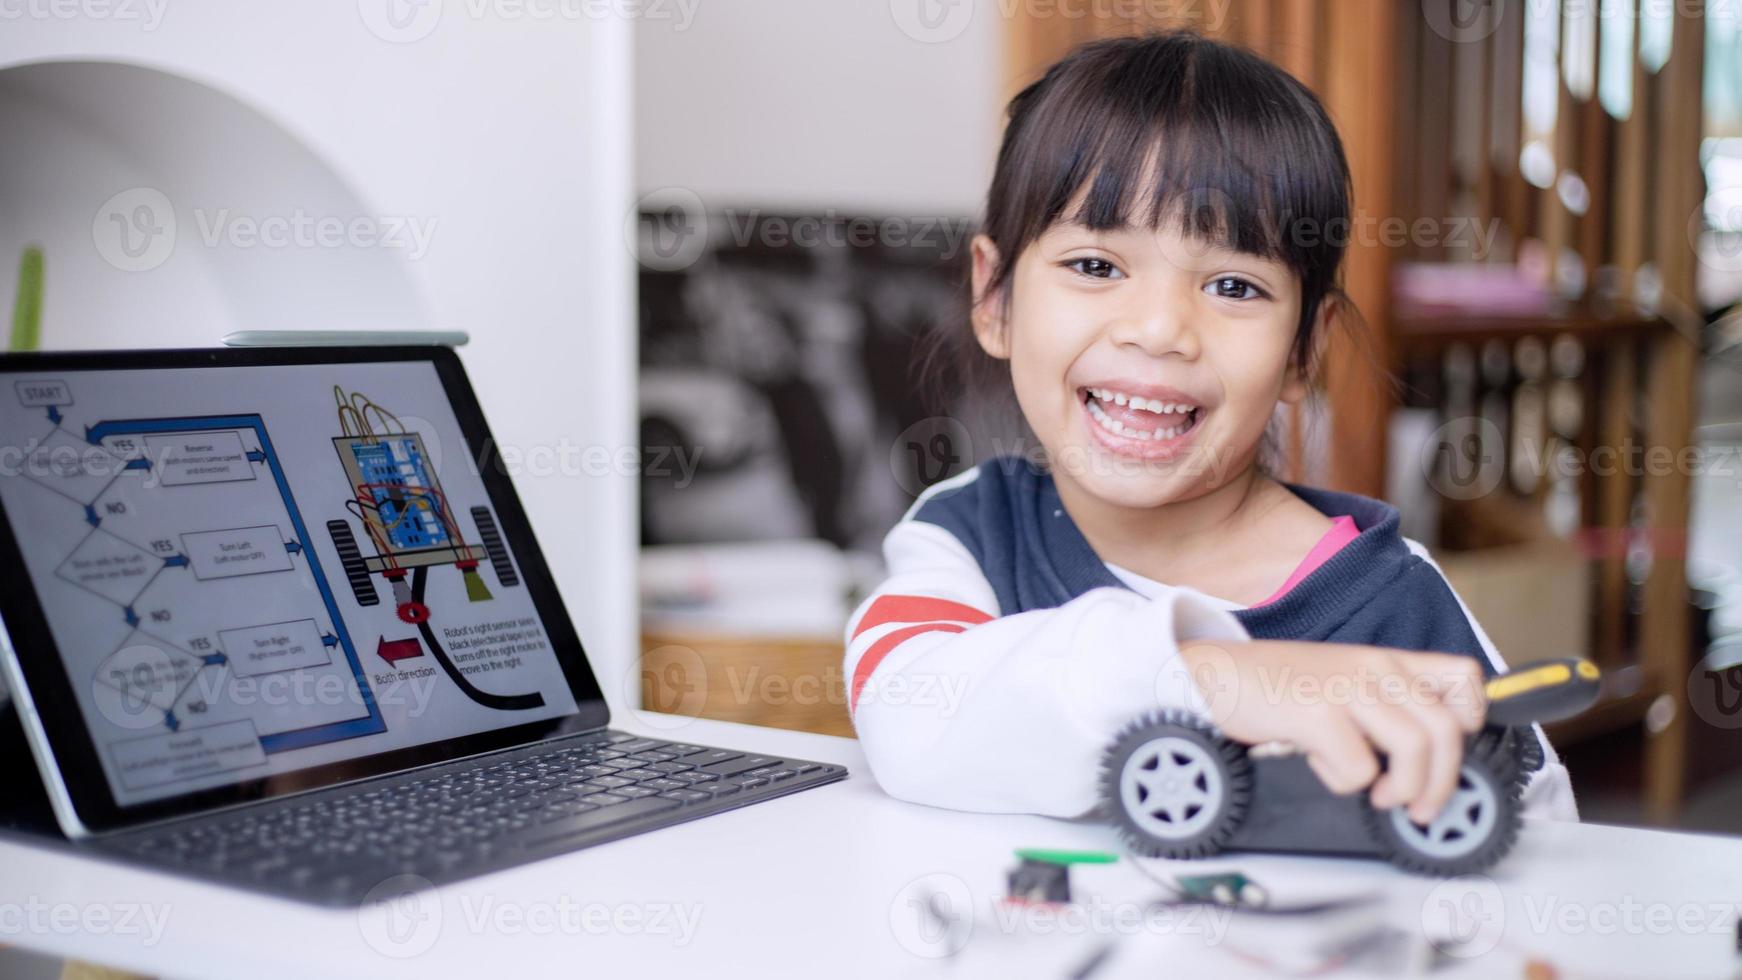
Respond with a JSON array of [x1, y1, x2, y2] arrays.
[[1207, 277, 1267, 301], [1065, 257, 1124, 280]]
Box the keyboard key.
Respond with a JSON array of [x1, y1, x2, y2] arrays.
[[581, 793, 629, 806], [541, 803, 598, 822], [658, 789, 711, 804], [640, 778, 687, 791], [523, 796, 685, 846], [687, 750, 744, 767], [699, 756, 778, 777]]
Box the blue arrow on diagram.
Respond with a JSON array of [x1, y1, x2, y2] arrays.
[[84, 504, 100, 527], [164, 711, 179, 732], [46, 406, 61, 424], [284, 540, 302, 555], [163, 554, 189, 568], [246, 449, 266, 463], [322, 633, 339, 647], [123, 606, 139, 627]]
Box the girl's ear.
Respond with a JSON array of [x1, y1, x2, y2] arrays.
[[1279, 295, 1335, 405], [969, 234, 1011, 360]]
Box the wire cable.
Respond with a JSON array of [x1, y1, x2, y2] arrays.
[[409, 566, 545, 711]]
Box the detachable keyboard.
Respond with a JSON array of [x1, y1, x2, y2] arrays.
[[92, 731, 847, 906]]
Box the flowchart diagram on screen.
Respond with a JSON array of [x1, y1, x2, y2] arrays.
[[11, 377, 546, 796]]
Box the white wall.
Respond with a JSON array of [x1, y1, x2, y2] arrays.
[[634, 0, 1003, 216], [0, 62, 432, 347], [0, 3, 640, 709]]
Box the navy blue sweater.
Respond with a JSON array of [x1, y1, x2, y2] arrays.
[[913, 456, 1495, 669]]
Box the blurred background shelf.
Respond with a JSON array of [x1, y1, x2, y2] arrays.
[[639, 630, 852, 739]]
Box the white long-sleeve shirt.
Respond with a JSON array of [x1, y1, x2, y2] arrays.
[[844, 459, 1578, 822]]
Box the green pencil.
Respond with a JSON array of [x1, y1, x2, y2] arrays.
[[10, 246, 43, 352]]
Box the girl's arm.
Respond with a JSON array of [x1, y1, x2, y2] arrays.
[[844, 512, 1249, 816], [848, 485, 1534, 823]]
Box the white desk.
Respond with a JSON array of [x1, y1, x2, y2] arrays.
[[2, 715, 1739, 979]]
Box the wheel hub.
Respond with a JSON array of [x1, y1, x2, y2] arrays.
[[1388, 765, 1500, 859], [1118, 736, 1224, 840]]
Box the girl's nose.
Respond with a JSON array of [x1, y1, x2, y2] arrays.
[[1106, 290, 1200, 360]]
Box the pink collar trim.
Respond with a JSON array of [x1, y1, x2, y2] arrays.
[[1253, 515, 1359, 607]]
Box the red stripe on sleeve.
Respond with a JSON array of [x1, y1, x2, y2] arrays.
[[849, 623, 967, 713], [851, 594, 992, 640]]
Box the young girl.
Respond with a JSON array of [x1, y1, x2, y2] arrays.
[[845, 33, 1575, 828]]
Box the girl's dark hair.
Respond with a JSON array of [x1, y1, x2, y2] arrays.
[[926, 31, 1356, 418]]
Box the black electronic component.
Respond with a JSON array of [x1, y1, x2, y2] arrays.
[[1007, 859, 1073, 904]]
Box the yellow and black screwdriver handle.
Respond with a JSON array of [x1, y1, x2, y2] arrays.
[[1483, 658, 1602, 728]]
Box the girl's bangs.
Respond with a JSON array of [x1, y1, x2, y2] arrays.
[[996, 35, 1349, 278]]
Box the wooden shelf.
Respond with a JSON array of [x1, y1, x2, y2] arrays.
[[1394, 308, 1676, 349], [639, 629, 852, 739]]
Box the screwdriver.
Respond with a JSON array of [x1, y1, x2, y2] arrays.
[[1484, 658, 1602, 727]]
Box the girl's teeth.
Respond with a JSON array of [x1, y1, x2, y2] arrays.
[[1086, 388, 1196, 417], [1086, 396, 1191, 441]]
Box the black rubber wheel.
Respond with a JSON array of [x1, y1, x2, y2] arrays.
[[1471, 727, 1536, 789], [1365, 733, 1522, 876], [326, 519, 378, 607], [1507, 724, 1546, 775], [1100, 712, 1252, 859]]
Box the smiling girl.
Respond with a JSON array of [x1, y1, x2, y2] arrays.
[[845, 33, 1575, 826]]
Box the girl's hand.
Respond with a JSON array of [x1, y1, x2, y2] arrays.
[[1178, 640, 1488, 824]]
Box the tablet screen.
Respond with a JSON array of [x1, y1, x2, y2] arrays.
[[0, 355, 586, 813]]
